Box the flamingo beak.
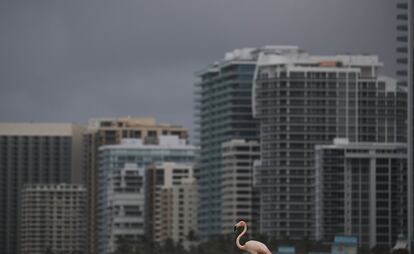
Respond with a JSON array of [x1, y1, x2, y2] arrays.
[[233, 226, 237, 232]]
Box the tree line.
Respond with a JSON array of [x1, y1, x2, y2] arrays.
[[111, 233, 332, 254], [112, 234, 410, 254], [40, 234, 410, 254]]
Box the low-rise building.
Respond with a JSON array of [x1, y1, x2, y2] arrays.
[[275, 246, 295, 254], [331, 236, 358, 254]]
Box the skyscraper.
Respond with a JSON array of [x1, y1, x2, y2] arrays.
[[396, 0, 414, 251], [252, 47, 406, 239], [19, 184, 87, 254], [194, 48, 260, 239], [83, 117, 188, 253], [0, 123, 84, 254]]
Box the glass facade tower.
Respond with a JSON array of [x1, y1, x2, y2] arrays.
[[194, 48, 260, 239], [396, 0, 414, 251]]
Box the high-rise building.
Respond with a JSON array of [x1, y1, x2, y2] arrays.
[[396, 0, 414, 251], [146, 162, 196, 244], [97, 136, 197, 254], [83, 117, 188, 253], [19, 184, 87, 254], [158, 178, 197, 249], [396, 0, 411, 88], [0, 123, 84, 254], [252, 47, 406, 239], [221, 139, 260, 235], [315, 139, 407, 248], [101, 162, 145, 254], [147, 162, 198, 248], [194, 48, 260, 239]]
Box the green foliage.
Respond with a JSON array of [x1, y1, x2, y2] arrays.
[[112, 236, 135, 254], [110, 235, 343, 254], [358, 246, 371, 254], [44, 247, 54, 254], [194, 235, 239, 254], [392, 249, 409, 254], [187, 229, 198, 242], [370, 245, 390, 254]]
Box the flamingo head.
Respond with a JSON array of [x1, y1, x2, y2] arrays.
[[233, 220, 246, 232]]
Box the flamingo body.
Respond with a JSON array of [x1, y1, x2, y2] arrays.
[[243, 240, 272, 254], [234, 221, 272, 254]]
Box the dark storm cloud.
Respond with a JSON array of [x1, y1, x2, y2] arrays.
[[0, 0, 396, 134]]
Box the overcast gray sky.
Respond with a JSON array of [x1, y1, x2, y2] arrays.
[[0, 0, 396, 135]]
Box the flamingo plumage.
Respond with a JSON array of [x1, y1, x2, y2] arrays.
[[234, 220, 272, 254]]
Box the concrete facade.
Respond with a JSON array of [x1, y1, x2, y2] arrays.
[[396, 0, 414, 251], [157, 172, 198, 248], [97, 136, 197, 254], [0, 123, 84, 254], [221, 139, 260, 235], [19, 184, 87, 254], [83, 117, 188, 254], [315, 140, 407, 248], [105, 163, 145, 253], [252, 47, 406, 239], [146, 162, 196, 245]]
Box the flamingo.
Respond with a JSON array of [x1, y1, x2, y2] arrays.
[[234, 220, 272, 254]]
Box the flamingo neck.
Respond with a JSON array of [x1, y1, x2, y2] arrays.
[[236, 224, 247, 250]]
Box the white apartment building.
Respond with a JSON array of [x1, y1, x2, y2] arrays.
[[221, 139, 260, 235], [97, 136, 198, 254], [147, 162, 197, 248], [159, 177, 197, 248], [106, 163, 145, 253]]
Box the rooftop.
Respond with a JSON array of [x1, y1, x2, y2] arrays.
[[100, 135, 198, 150], [88, 116, 186, 129], [0, 123, 82, 136], [256, 47, 383, 68], [317, 140, 407, 150]]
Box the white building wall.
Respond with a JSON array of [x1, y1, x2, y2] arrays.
[[153, 163, 197, 248], [221, 139, 260, 235], [106, 163, 145, 253]]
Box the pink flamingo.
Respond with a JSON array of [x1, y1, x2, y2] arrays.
[[234, 220, 272, 254]]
